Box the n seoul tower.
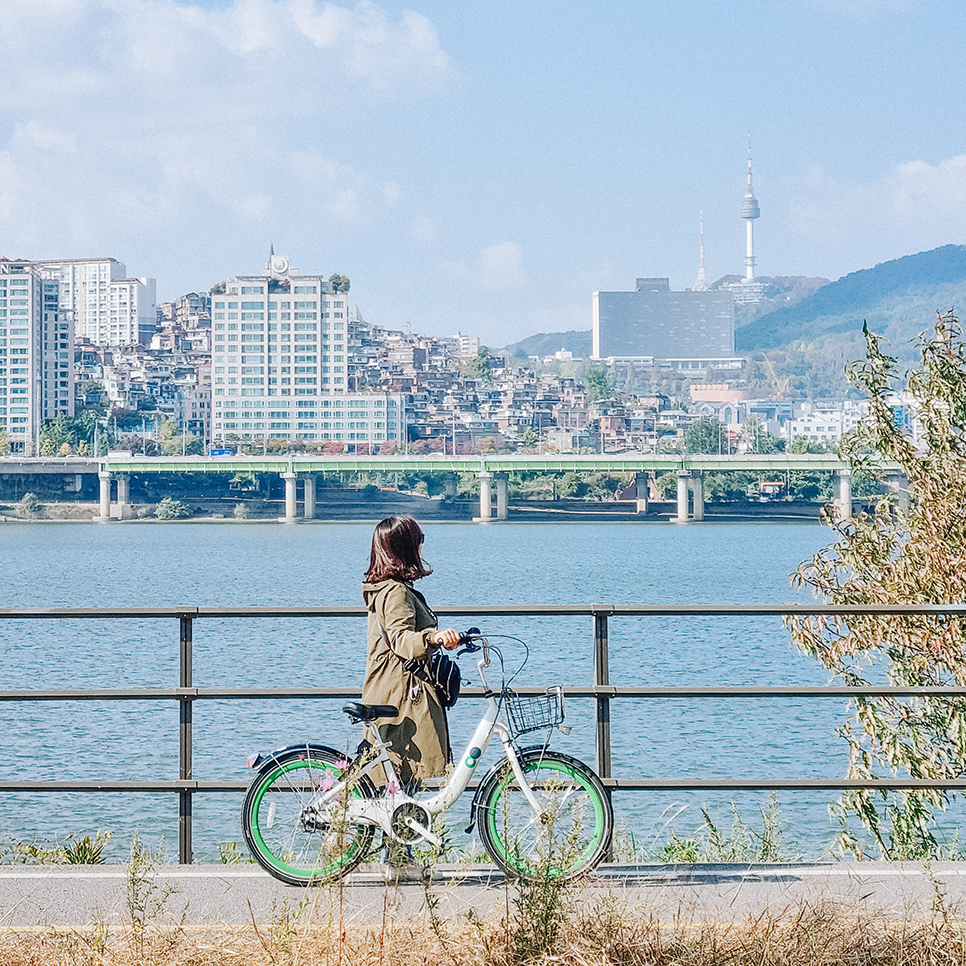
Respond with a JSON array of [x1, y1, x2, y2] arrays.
[[741, 141, 760, 281]]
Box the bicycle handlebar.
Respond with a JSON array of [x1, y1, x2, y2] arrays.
[[456, 627, 485, 660]]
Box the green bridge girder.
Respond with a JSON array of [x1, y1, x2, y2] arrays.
[[83, 453, 899, 476]]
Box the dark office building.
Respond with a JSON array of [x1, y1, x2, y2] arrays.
[[592, 278, 734, 362]]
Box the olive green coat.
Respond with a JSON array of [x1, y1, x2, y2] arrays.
[[361, 578, 451, 784]]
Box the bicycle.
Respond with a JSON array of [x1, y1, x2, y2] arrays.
[[241, 630, 614, 886]]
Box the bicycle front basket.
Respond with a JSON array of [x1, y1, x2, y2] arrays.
[[504, 686, 565, 736]]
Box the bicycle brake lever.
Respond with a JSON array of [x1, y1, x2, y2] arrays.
[[457, 628, 482, 656]]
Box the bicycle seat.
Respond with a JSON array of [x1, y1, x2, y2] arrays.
[[342, 701, 398, 722]]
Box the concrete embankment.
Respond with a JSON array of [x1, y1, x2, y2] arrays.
[[1, 862, 964, 928], [0, 494, 825, 523]]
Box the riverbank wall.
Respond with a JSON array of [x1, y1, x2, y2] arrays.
[[0, 491, 825, 522]]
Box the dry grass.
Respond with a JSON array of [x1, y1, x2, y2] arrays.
[[4, 897, 966, 966]]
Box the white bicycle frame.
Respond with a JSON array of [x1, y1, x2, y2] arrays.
[[305, 642, 548, 846]]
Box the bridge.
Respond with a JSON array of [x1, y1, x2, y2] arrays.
[[0, 453, 900, 523]]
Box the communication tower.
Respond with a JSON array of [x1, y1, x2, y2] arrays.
[[694, 212, 708, 291], [741, 141, 760, 281]]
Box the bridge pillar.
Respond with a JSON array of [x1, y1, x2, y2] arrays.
[[885, 471, 910, 511], [282, 471, 298, 522], [494, 473, 508, 521], [690, 472, 704, 522], [114, 474, 134, 520], [832, 469, 852, 523], [477, 471, 493, 522], [673, 470, 691, 523], [302, 474, 317, 520], [444, 473, 457, 498], [98, 471, 112, 522], [635, 472, 649, 514]]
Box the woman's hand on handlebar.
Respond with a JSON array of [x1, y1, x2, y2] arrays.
[[433, 628, 463, 650]]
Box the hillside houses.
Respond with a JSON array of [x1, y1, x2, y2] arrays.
[[65, 285, 887, 457]]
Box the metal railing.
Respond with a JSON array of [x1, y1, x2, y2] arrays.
[[3, 603, 966, 864]]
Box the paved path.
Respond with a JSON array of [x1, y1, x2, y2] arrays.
[[2, 863, 966, 929]]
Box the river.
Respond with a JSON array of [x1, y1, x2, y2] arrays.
[[0, 519, 921, 863]]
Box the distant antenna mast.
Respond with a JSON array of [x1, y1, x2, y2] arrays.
[[694, 212, 708, 291]]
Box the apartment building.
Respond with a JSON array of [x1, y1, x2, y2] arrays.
[[210, 254, 405, 447], [39, 257, 157, 346], [785, 399, 868, 444], [0, 260, 74, 453]]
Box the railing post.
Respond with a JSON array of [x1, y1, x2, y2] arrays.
[[179, 613, 193, 865], [593, 605, 614, 859], [593, 605, 613, 783]]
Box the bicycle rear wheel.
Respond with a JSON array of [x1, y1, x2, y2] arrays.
[[476, 749, 612, 881], [242, 746, 376, 886]]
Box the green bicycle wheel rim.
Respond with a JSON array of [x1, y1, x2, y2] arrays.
[[248, 758, 366, 881], [485, 760, 606, 875]]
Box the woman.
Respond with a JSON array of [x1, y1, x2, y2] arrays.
[[361, 515, 461, 786]]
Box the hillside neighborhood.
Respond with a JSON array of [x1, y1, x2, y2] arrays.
[[4, 245, 964, 463]]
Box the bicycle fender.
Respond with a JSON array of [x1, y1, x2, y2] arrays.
[[247, 742, 346, 774], [464, 744, 556, 833]]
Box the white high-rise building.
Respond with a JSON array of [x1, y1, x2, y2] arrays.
[[0, 260, 75, 454], [210, 253, 406, 447], [38, 257, 157, 346]]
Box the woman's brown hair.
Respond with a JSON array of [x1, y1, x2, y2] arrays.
[[364, 515, 433, 583]]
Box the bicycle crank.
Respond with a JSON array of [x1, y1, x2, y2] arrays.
[[389, 802, 440, 845]]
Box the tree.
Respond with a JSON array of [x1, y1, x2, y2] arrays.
[[157, 420, 202, 456], [740, 414, 784, 454], [155, 497, 191, 520], [16, 492, 42, 518], [787, 311, 966, 859], [654, 473, 677, 498], [328, 274, 350, 293], [464, 348, 493, 381], [683, 417, 726, 454], [40, 414, 80, 455], [0, 431, 12, 456], [583, 367, 610, 402]]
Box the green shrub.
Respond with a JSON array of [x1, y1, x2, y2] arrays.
[[155, 497, 191, 520]]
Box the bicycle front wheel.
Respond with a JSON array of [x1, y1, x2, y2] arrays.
[[477, 749, 613, 881], [242, 746, 376, 886]]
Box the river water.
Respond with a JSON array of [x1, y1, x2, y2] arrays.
[[0, 518, 923, 863]]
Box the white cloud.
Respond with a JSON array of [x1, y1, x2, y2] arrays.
[[0, 0, 457, 256], [443, 242, 528, 291], [289, 150, 398, 224], [788, 154, 966, 270]]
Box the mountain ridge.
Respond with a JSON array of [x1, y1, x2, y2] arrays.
[[736, 244, 966, 351]]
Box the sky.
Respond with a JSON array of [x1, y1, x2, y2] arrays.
[[3, 0, 966, 346]]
